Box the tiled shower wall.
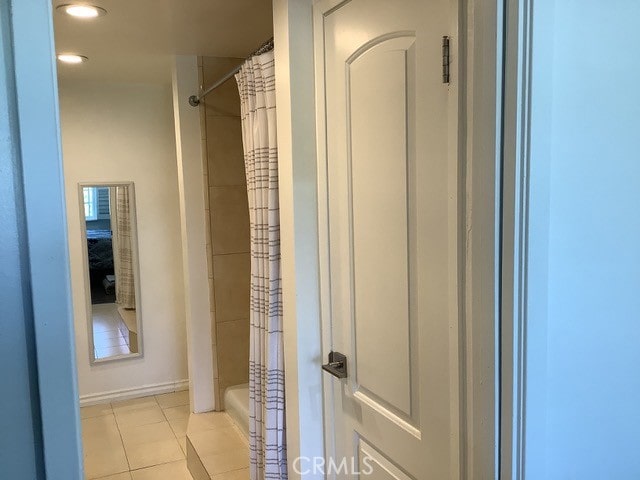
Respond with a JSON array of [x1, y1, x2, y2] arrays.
[[198, 56, 250, 410]]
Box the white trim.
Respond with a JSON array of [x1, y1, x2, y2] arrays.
[[447, 4, 463, 479], [312, 0, 337, 471], [501, 0, 532, 478], [79, 379, 190, 407], [462, 0, 503, 479]]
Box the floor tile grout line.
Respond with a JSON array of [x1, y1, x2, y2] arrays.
[[112, 396, 166, 473], [112, 403, 134, 473], [157, 394, 190, 456], [158, 399, 182, 446], [128, 458, 188, 473], [80, 406, 130, 479], [116, 398, 180, 475], [84, 394, 193, 479]]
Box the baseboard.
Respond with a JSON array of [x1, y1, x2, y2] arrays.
[[79, 379, 189, 406]]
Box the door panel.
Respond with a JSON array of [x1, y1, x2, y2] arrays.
[[350, 36, 415, 419], [316, 0, 457, 478], [358, 440, 413, 480]]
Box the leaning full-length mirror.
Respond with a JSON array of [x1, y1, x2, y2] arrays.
[[79, 182, 142, 362]]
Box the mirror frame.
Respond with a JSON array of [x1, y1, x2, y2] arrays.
[[78, 181, 144, 364]]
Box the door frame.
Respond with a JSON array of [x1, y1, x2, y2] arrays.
[[6, 0, 506, 477], [274, 0, 504, 478], [6, 0, 83, 478], [499, 0, 534, 477]]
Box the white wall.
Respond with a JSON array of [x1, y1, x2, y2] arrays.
[[273, 1, 325, 478], [171, 56, 215, 413], [59, 80, 188, 401], [523, 1, 640, 477]]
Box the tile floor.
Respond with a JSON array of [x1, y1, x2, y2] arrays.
[[92, 303, 131, 359], [186, 412, 249, 479], [80, 391, 192, 479]]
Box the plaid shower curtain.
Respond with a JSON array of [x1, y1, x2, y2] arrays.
[[114, 185, 135, 310], [236, 49, 287, 480]]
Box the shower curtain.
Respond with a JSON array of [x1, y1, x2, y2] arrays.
[[236, 49, 287, 480], [114, 186, 135, 310]]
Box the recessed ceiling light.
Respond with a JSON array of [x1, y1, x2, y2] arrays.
[[56, 4, 107, 18], [57, 54, 89, 64]]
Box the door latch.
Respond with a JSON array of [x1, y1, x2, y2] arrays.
[[322, 351, 348, 379]]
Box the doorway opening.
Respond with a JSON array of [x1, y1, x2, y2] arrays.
[[51, 0, 273, 478]]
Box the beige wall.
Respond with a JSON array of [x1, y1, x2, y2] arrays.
[[59, 79, 188, 401], [199, 57, 251, 409]]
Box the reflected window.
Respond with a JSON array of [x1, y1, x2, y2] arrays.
[[83, 187, 98, 221]]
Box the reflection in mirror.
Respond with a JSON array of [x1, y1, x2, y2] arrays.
[[80, 183, 142, 362]]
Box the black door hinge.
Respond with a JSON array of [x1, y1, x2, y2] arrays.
[[442, 36, 451, 84]]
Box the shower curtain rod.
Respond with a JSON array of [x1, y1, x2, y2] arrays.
[[188, 37, 274, 107]]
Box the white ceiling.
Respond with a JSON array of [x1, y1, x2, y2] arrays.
[[53, 0, 273, 84]]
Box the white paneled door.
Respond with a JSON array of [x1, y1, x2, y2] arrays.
[[315, 0, 459, 478]]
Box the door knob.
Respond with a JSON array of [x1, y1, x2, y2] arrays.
[[322, 351, 348, 379]]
